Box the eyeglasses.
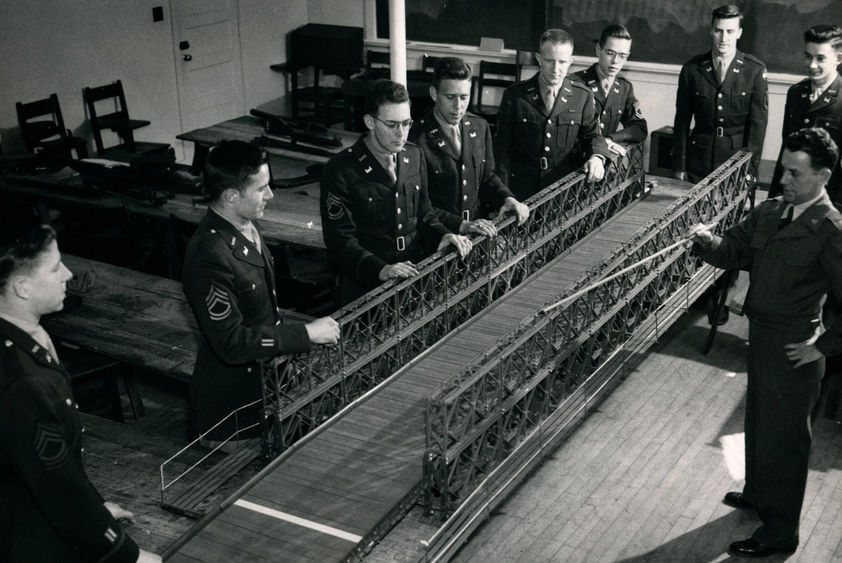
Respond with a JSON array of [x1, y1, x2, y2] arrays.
[[370, 114, 414, 131], [602, 49, 630, 61]]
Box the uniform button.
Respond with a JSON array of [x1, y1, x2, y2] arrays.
[[717, 93, 723, 98], [75, 403, 79, 409], [544, 146, 550, 152], [804, 118, 810, 124], [81, 447, 85, 453], [547, 119, 552, 124], [461, 164, 466, 170], [81, 426, 86, 433], [718, 118, 724, 122], [368, 197, 373, 202], [247, 367, 252, 373], [462, 179, 467, 185], [398, 223, 403, 230], [4, 340, 11, 347], [65, 398, 72, 405], [272, 289, 276, 295], [275, 320, 281, 326], [210, 229, 216, 234], [251, 283, 256, 290], [546, 132, 551, 138], [717, 105, 723, 110], [463, 195, 468, 200], [397, 207, 401, 214], [600, 123, 605, 128], [395, 192, 399, 198]]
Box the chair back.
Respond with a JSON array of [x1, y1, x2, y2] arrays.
[[474, 61, 518, 113], [16, 94, 69, 152], [515, 50, 537, 81], [83, 80, 131, 154], [366, 50, 390, 70]]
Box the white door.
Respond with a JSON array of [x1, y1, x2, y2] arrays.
[[171, 0, 245, 161]]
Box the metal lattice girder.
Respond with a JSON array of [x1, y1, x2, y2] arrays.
[[260, 144, 645, 456], [424, 151, 753, 514]]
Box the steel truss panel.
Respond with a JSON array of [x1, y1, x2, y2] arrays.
[[423, 152, 753, 519], [260, 145, 646, 457]]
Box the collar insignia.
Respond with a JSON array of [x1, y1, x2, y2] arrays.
[[364, 166, 372, 174], [469, 131, 477, 138], [403, 156, 409, 163]]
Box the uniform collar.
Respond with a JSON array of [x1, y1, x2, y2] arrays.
[[204, 208, 265, 267], [0, 316, 64, 371], [803, 74, 841, 109], [525, 75, 574, 115], [701, 50, 744, 87], [350, 136, 409, 184]]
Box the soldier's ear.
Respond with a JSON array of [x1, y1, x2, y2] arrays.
[[429, 86, 438, 103], [10, 274, 31, 300], [363, 114, 375, 132], [223, 187, 239, 204]]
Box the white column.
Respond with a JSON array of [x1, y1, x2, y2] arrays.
[[388, 0, 407, 85]]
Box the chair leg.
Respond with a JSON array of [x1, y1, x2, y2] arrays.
[[120, 364, 146, 419]]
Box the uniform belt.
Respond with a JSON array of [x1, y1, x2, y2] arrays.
[[462, 209, 470, 221], [395, 232, 416, 252], [539, 156, 549, 170], [696, 125, 745, 138]]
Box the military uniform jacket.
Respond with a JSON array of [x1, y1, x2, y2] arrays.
[[320, 136, 450, 289], [572, 64, 648, 144], [698, 196, 842, 357], [673, 50, 768, 179], [769, 76, 842, 202], [0, 318, 139, 562], [408, 109, 515, 233], [182, 209, 310, 439], [494, 74, 611, 201]]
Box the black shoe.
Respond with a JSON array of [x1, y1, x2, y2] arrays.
[[729, 538, 796, 558], [708, 306, 730, 326], [723, 491, 754, 509]]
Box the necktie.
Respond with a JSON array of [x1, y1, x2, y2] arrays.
[[545, 88, 556, 111], [447, 124, 461, 154], [809, 88, 821, 103], [777, 205, 794, 231], [385, 153, 397, 183], [250, 223, 261, 255], [716, 59, 727, 83]]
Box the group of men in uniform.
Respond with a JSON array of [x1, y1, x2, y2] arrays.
[[2, 3, 842, 561]]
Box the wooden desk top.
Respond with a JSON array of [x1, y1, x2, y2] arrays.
[[177, 115, 359, 163], [0, 168, 326, 250], [44, 254, 199, 382]]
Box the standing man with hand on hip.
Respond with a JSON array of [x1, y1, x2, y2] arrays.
[[409, 56, 529, 237], [0, 224, 161, 563], [769, 25, 842, 205], [687, 127, 842, 558], [573, 24, 647, 158], [495, 28, 610, 201], [673, 4, 768, 183], [183, 140, 339, 443]]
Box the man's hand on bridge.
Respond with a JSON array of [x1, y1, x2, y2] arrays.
[[379, 261, 419, 281], [439, 233, 473, 258], [461, 218, 497, 237], [584, 156, 605, 183], [305, 317, 340, 344], [500, 197, 529, 225]]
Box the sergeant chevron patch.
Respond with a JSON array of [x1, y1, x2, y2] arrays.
[[34, 422, 68, 471], [326, 192, 344, 220], [205, 285, 232, 321]]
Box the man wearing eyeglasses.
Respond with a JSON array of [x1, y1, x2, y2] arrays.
[[409, 57, 529, 237], [495, 28, 610, 201], [572, 24, 647, 158], [673, 4, 768, 183], [321, 79, 473, 304]]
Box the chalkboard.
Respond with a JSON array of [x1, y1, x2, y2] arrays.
[[376, 0, 842, 75]]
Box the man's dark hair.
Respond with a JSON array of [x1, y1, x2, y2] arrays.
[[432, 57, 472, 90], [711, 4, 743, 27], [0, 224, 57, 294], [804, 24, 842, 49], [784, 127, 840, 171], [364, 79, 410, 116], [203, 140, 269, 202], [599, 24, 632, 48], [538, 29, 574, 52]]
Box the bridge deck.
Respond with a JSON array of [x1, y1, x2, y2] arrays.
[[169, 179, 690, 562]]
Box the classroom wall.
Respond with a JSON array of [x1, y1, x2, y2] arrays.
[[0, 0, 306, 160]]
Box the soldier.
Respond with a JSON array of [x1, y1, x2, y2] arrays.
[[687, 128, 842, 557], [572, 24, 647, 158], [495, 28, 611, 201], [769, 25, 842, 204], [673, 4, 768, 182], [409, 56, 529, 237], [0, 224, 160, 562], [183, 140, 339, 443], [320, 79, 473, 304]]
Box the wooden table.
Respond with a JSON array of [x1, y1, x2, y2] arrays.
[[0, 167, 326, 251], [176, 115, 358, 169]]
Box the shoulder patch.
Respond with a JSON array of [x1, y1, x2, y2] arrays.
[[205, 285, 232, 321], [326, 191, 345, 220], [633, 99, 643, 118], [34, 421, 69, 471]]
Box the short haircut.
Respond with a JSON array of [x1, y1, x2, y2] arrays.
[[203, 140, 268, 202], [432, 57, 472, 89], [364, 79, 409, 116], [538, 29, 574, 52], [711, 4, 743, 27], [804, 24, 842, 49], [0, 224, 57, 294], [783, 127, 840, 171], [599, 24, 632, 48]]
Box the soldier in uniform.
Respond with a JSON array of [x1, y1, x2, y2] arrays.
[[183, 140, 339, 442], [0, 224, 160, 562], [687, 128, 842, 558], [769, 25, 842, 204], [673, 4, 768, 183], [495, 28, 611, 201], [572, 24, 647, 158], [321, 80, 473, 305], [409, 56, 529, 236]]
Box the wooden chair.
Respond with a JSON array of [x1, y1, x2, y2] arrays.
[[16, 93, 88, 160], [83, 79, 169, 159], [472, 61, 518, 128], [367, 50, 390, 70], [270, 63, 347, 125], [421, 54, 442, 74], [515, 49, 537, 81]]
